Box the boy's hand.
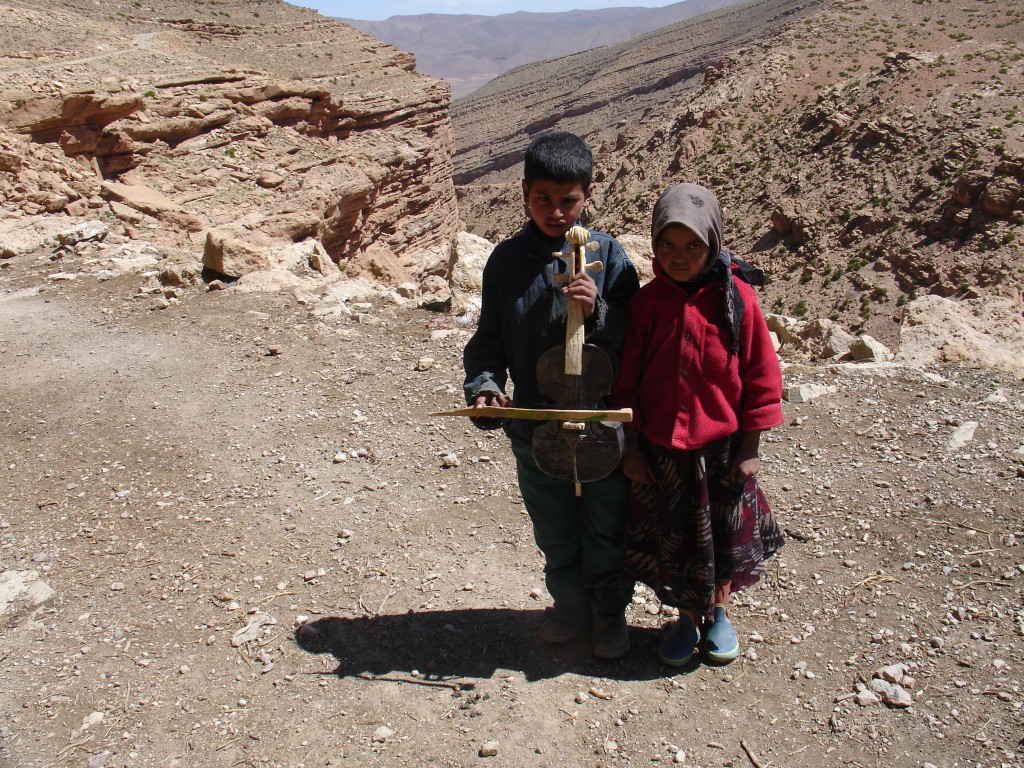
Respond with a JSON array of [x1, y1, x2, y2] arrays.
[[563, 272, 598, 318], [473, 391, 509, 408], [623, 442, 655, 484]]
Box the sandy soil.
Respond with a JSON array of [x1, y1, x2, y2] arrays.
[[1, 251, 1023, 768]]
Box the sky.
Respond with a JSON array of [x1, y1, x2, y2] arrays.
[[293, 0, 678, 22]]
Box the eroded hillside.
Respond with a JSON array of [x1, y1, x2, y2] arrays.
[[454, 0, 1024, 348]]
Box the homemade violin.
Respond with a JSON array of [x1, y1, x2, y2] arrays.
[[531, 225, 624, 495]]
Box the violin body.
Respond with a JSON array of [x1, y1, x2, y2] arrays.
[[532, 419, 624, 483]]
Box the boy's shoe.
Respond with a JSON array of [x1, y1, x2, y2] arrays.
[[592, 611, 630, 659], [658, 611, 700, 667], [538, 610, 587, 644], [702, 605, 740, 663]]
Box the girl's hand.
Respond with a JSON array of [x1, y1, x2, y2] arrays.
[[564, 272, 598, 318], [727, 430, 764, 485], [727, 456, 762, 485], [623, 442, 655, 484]]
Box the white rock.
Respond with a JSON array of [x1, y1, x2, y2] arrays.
[[947, 421, 979, 451], [783, 383, 836, 403], [850, 334, 893, 362]]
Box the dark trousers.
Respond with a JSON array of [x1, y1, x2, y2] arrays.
[[510, 437, 633, 622]]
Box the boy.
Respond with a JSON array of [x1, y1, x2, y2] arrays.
[[463, 131, 640, 659]]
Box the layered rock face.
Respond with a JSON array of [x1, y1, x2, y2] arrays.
[[0, 0, 459, 286]]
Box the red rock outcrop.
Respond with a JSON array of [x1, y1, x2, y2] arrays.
[[0, 0, 459, 286]]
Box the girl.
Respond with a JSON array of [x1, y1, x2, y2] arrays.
[[609, 183, 784, 666]]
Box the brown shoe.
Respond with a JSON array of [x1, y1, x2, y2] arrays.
[[592, 612, 630, 659], [538, 611, 586, 643]]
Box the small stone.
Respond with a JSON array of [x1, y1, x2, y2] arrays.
[[179, 664, 190, 675], [869, 678, 892, 696], [856, 689, 880, 706], [372, 726, 393, 743], [881, 684, 914, 708], [875, 663, 906, 684], [479, 740, 499, 757]]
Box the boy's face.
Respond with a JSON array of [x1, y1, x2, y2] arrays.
[[654, 223, 711, 282], [522, 178, 593, 238]]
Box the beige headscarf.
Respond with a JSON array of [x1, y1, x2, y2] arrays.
[[651, 183, 743, 353]]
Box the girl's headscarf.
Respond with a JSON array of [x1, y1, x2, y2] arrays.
[[651, 183, 744, 354]]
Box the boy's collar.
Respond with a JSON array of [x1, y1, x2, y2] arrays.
[[524, 220, 569, 257]]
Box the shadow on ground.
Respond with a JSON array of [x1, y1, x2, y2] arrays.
[[295, 608, 681, 683]]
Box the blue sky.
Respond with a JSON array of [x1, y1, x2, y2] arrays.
[[294, 0, 678, 21]]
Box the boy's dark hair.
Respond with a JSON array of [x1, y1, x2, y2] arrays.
[[523, 132, 593, 190]]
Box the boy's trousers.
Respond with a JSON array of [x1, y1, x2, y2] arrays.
[[510, 436, 634, 622]]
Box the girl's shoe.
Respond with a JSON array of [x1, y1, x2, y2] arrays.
[[703, 605, 739, 663], [658, 611, 700, 667]]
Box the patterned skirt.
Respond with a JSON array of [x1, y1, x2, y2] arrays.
[[623, 434, 783, 619]]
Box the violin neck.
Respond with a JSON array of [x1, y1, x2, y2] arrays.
[[564, 243, 585, 376]]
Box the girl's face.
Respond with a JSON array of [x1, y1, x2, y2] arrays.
[[654, 223, 711, 282]]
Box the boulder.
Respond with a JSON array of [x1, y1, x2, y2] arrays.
[[448, 231, 493, 293], [203, 229, 275, 278], [849, 335, 894, 362], [897, 294, 1024, 374], [820, 325, 857, 359], [346, 243, 414, 287], [616, 233, 654, 284], [978, 178, 1022, 218]]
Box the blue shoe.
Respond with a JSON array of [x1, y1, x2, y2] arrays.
[[658, 611, 700, 667], [703, 605, 739, 663]]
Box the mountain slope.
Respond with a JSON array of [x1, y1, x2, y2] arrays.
[[453, 0, 1024, 346], [343, 0, 745, 97]]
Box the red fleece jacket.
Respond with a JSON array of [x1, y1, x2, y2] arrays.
[[610, 262, 783, 450]]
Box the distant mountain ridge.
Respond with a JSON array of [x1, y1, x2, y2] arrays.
[[341, 0, 745, 97]]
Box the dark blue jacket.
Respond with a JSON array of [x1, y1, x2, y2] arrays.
[[463, 220, 640, 439]]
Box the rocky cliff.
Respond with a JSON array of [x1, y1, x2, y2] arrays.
[[453, 0, 1024, 350], [0, 0, 459, 289]]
